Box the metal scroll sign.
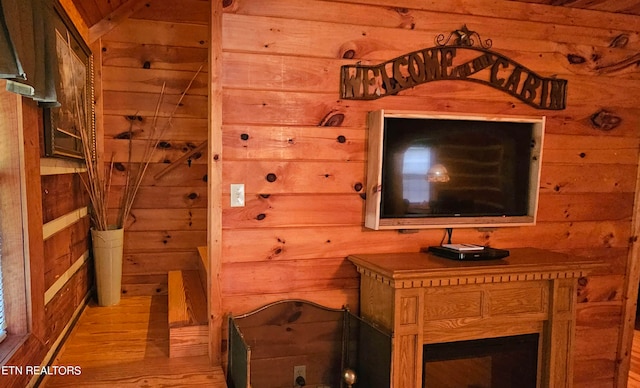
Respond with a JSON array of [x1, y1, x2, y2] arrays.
[[340, 26, 567, 110]]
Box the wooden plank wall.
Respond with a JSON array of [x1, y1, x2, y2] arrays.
[[40, 157, 93, 352], [0, 89, 92, 387], [98, 0, 209, 295], [218, 0, 640, 386]]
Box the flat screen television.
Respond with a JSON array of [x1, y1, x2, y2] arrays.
[[365, 110, 545, 230]]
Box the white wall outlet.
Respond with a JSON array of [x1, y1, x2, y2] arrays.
[[293, 365, 306, 386], [230, 184, 245, 207]]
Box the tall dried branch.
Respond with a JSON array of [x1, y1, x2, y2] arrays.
[[115, 64, 204, 228], [76, 56, 204, 230]]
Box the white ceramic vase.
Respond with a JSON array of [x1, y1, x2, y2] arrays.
[[91, 227, 124, 306]]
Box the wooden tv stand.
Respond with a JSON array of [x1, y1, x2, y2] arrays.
[[347, 248, 602, 388]]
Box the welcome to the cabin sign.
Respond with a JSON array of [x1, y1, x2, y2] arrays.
[[340, 26, 567, 110]]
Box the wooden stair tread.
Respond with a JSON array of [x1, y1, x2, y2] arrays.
[[168, 270, 208, 328]]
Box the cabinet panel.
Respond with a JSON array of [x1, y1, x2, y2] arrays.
[[360, 274, 394, 329], [399, 296, 419, 325], [424, 290, 483, 321], [489, 282, 547, 316], [395, 334, 419, 388]]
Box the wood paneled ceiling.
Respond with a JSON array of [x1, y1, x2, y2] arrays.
[[70, 0, 640, 31], [70, 0, 130, 28]]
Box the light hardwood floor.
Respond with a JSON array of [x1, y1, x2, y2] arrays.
[[40, 296, 226, 387], [630, 330, 640, 387], [34, 295, 640, 387]]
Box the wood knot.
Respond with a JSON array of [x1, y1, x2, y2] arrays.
[[567, 54, 586, 64], [337, 135, 346, 143], [126, 115, 143, 121], [187, 192, 198, 200], [354, 182, 363, 192], [610, 34, 629, 48], [157, 141, 172, 149], [240, 133, 249, 141], [222, 0, 233, 7], [287, 311, 302, 323], [143, 61, 151, 69], [342, 49, 356, 59], [256, 213, 266, 221], [114, 162, 126, 172], [339, 41, 360, 59], [319, 111, 345, 127], [603, 232, 615, 247], [590, 110, 621, 131], [114, 131, 132, 139], [266, 173, 277, 182]]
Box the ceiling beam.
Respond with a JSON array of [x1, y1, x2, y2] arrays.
[[88, 0, 149, 44], [59, 0, 89, 43]]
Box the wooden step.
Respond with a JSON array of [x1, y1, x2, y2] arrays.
[[168, 270, 208, 358]]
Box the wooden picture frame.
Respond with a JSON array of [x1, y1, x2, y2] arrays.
[[43, 1, 93, 160]]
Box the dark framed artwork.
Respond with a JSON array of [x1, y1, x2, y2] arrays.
[[43, 1, 93, 159]]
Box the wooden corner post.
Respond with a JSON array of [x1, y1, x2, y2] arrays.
[[208, 0, 223, 366]]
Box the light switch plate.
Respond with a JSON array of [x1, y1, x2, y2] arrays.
[[230, 184, 245, 207]]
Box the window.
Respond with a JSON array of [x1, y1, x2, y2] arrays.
[[0, 236, 6, 342], [0, 81, 30, 362]]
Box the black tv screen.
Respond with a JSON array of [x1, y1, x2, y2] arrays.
[[365, 111, 544, 230]]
